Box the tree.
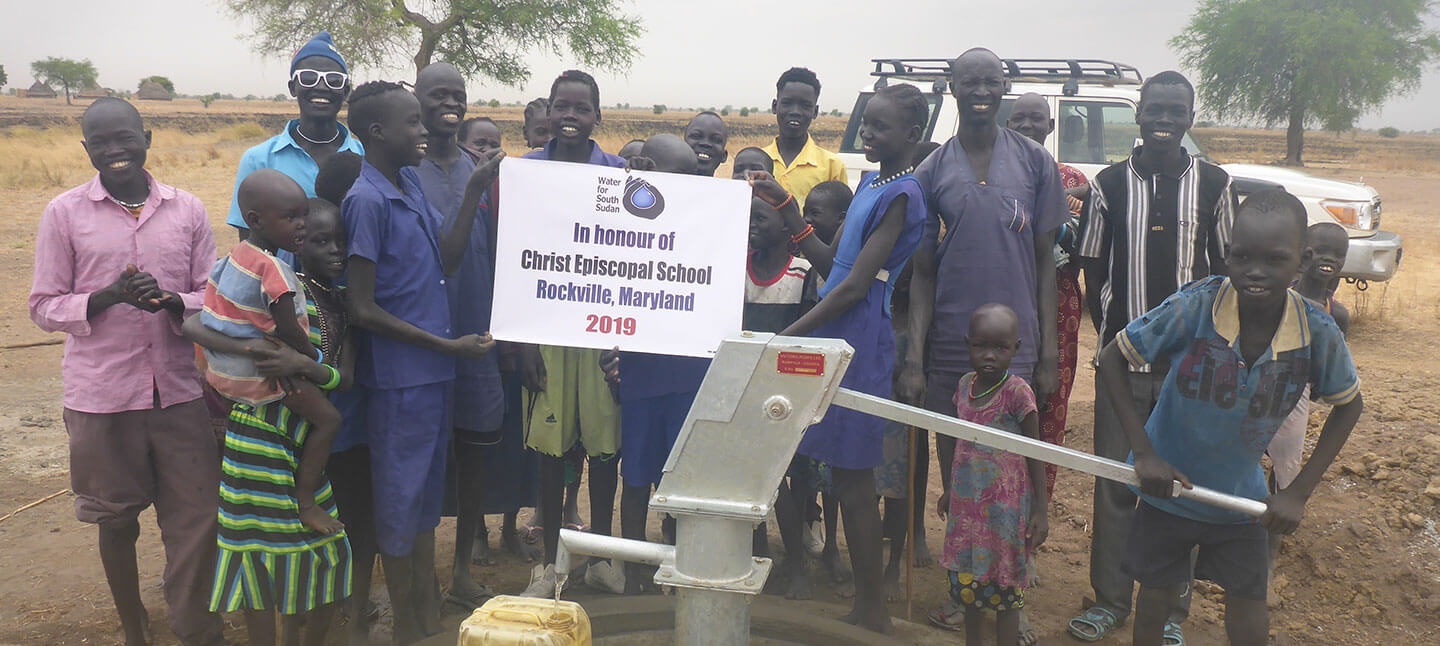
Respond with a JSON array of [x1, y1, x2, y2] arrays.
[[199, 93, 221, 109], [488, 98, 500, 108], [653, 104, 666, 114], [739, 107, 749, 117], [31, 57, 98, 105], [225, 0, 642, 86], [0, 65, 7, 92], [1378, 126, 1401, 138], [1173, 0, 1440, 165], [140, 76, 175, 95]]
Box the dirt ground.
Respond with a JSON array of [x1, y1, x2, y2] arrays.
[[0, 97, 1437, 644]]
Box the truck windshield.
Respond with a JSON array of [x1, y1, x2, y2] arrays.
[[1055, 98, 1211, 165], [839, 91, 944, 154]]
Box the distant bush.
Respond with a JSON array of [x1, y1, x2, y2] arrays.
[[739, 107, 749, 117], [217, 122, 268, 143], [1195, 120, 1216, 128], [488, 98, 500, 108], [653, 104, 665, 114], [721, 105, 730, 116], [1378, 126, 1400, 138]]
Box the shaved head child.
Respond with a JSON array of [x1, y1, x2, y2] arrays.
[[684, 111, 729, 176], [803, 181, 852, 245], [933, 303, 1047, 646], [342, 79, 499, 643], [459, 116, 502, 155], [731, 146, 775, 180], [188, 166, 363, 646], [202, 167, 346, 538], [31, 97, 223, 645], [411, 62, 514, 611], [764, 67, 847, 208], [596, 133, 708, 593], [1098, 190, 1361, 646]]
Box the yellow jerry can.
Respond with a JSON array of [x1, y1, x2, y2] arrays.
[[458, 595, 592, 645]]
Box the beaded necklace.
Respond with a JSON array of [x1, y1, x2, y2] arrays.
[[968, 372, 1009, 400], [869, 165, 915, 188]]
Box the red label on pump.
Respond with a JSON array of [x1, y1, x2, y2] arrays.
[[776, 352, 825, 376]]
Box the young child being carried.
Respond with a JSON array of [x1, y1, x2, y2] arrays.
[[931, 304, 1049, 645], [187, 164, 362, 646], [201, 168, 345, 536], [1103, 190, 1362, 646]]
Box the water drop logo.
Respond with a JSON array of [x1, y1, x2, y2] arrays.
[[622, 176, 665, 220]]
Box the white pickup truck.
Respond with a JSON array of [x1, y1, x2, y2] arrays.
[[838, 58, 1402, 284]]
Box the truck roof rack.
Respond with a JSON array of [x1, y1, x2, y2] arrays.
[[870, 58, 1143, 86]]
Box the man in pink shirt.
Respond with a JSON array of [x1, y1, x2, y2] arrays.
[[29, 98, 223, 646]]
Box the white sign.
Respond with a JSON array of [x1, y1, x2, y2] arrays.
[[491, 157, 749, 357]]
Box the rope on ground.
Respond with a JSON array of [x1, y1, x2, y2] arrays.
[[0, 489, 71, 523], [0, 339, 64, 351]]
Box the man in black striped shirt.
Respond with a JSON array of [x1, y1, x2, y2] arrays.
[[1068, 70, 1237, 644]]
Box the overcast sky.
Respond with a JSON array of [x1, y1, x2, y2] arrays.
[[5, 0, 1439, 130]]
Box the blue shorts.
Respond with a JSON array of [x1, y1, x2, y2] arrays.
[[452, 368, 504, 433], [620, 391, 696, 487], [328, 386, 369, 453], [367, 382, 451, 556]]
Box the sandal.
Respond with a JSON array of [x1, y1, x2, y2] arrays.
[[1068, 606, 1123, 642], [927, 600, 966, 632], [1163, 621, 1185, 646]]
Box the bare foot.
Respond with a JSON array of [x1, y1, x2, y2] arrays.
[[821, 548, 852, 584], [472, 530, 496, 566], [417, 583, 443, 637], [298, 503, 345, 534], [912, 535, 935, 568], [883, 561, 902, 602], [884, 578, 902, 602], [839, 605, 894, 634], [784, 569, 813, 600], [502, 528, 538, 562]]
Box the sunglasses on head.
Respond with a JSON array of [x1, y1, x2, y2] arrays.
[[291, 69, 349, 90]]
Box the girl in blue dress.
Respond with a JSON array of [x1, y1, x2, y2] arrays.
[[749, 83, 929, 634]]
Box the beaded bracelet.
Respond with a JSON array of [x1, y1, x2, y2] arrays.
[[772, 193, 795, 212], [318, 364, 342, 391], [791, 224, 815, 244]]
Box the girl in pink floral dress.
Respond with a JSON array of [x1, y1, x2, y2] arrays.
[[931, 304, 1049, 645]]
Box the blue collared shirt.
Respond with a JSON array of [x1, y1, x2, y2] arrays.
[[342, 160, 455, 390], [226, 119, 364, 229], [522, 138, 625, 167], [1117, 276, 1359, 524]]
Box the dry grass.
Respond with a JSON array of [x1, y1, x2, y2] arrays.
[[1, 103, 1430, 329]]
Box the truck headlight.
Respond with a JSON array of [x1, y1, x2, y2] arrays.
[[1321, 199, 1375, 230]]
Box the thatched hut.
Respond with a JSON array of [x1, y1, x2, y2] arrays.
[[23, 81, 56, 98], [75, 86, 113, 100], [136, 80, 172, 101]]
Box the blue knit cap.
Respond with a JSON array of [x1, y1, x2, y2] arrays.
[[290, 31, 347, 74]]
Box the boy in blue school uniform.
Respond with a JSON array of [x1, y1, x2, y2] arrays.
[[1097, 190, 1362, 646], [340, 80, 500, 644], [410, 62, 512, 609], [596, 134, 711, 594]]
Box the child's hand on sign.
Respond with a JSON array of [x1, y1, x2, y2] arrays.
[[599, 346, 621, 402], [625, 156, 656, 172], [448, 333, 495, 360], [745, 171, 789, 207]]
